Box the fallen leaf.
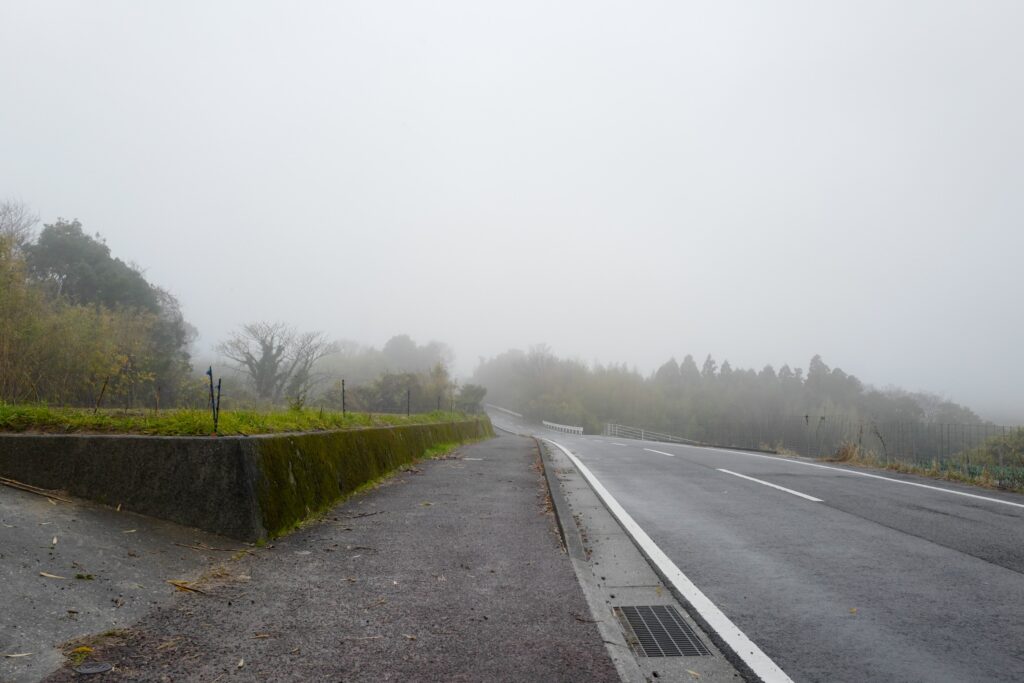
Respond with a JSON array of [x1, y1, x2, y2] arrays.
[[251, 633, 272, 639], [75, 574, 95, 581], [122, 529, 136, 534], [403, 634, 417, 641], [116, 504, 122, 512], [52, 536, 58, 546], [70, 646, 93, 655], [237, 658, 245, 668], [3, 653, 33, 658], [39, 572, 66, 579], [166, 580, 208, 595], [849, 608, 858, 615], [686, 670, 702, 680]]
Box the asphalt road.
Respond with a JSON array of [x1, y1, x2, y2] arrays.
[[500, 418, 1024, 682]]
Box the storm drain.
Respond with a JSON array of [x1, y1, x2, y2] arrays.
[[614, 605, 712, 657]]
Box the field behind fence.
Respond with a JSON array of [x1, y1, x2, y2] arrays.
[[609, 415, 1024, 491]]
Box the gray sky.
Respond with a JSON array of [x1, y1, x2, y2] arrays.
[[2, 1, 1022, 422]]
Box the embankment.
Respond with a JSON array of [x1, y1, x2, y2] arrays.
[[0, 418, 493, 541]]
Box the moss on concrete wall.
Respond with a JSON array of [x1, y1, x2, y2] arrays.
[[251, 420, 493, 538], [0, 418, 493, 541]]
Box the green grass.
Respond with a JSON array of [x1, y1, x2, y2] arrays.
[[0, 404, 477, 436]]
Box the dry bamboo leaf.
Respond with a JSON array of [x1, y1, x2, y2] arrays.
[[166, 580, 208, 595]]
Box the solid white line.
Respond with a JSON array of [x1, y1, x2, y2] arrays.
[[545, 439, 793, 683], [666, 445, 1024, 510], [717, 469, 823, 502], [643, 448, 675, 457]]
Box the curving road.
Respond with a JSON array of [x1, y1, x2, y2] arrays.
[[496, 415, 1024, 682]]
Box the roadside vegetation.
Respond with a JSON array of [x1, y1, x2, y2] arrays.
[[0, 199, 487, 420], [0, 404, 479, 437], [828, 435, 1024, 493]]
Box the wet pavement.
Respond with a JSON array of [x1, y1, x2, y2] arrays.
[[40, 433, 619, 682]]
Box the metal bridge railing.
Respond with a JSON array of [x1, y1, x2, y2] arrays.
[[485, 404, 523, 418], [604, 422, 701, 445], [543, 420, 583, 435]]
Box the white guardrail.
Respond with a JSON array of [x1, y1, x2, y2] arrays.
[[485, 403, 523, 418], [542, 420, 584, 435], [603, 422, 701, 444]]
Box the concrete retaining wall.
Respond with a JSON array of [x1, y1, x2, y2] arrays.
[[0, 419, 493, 541]]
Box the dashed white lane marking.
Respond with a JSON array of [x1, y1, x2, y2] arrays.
[[545, 439, 794, 683], [643, 448, 675, 457], [717, 469, 822, 502], [611, 442, 628, 447], [664, 444, 1024, 511]]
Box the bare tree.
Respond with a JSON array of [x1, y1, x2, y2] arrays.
[[0, 199, 39, 251], [217, 322, 334, 404]]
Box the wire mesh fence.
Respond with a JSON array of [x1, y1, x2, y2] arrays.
[[606, 416, 1024, 491]]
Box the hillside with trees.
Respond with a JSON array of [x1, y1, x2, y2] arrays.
[[1, 205, 194, 408], [473, 345, 1001, 461], [0, 200, 486, 416]]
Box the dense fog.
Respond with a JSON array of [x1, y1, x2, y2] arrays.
[[2, 2, 1022, 423]]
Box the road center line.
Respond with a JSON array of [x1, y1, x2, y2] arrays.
[[717, 469, 822, 502], [672, 445, 1024, 510], [643, 448, 675, 457], [545, 438, 794, 683]]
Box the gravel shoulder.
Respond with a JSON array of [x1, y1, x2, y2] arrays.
[[45, 433, 619, 682]]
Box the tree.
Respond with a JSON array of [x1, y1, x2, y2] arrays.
[[701, 354, 718, 379], [0, 200, 38, 252], [218, 322, 333, 404], [27, 219, 159, 311]]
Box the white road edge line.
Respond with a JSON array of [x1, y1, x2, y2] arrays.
[[663, 444, 1024, 510], [717, 469, 822, 502], [545, 438, 794, 683], [643, 448, 675, 457]]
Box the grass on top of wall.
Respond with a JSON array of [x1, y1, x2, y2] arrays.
[[0, 404, 476, 436]]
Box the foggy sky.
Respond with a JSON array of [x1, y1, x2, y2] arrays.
[[2, 2, 1022, 422]]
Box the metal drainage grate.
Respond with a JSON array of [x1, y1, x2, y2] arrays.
[[614, 605, 712, 658]]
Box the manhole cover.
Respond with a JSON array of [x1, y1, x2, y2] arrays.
[[614, 605, 712, 657], [73, 661, 112, 675]]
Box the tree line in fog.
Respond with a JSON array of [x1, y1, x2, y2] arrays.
[[472, 344, 986, 443]]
